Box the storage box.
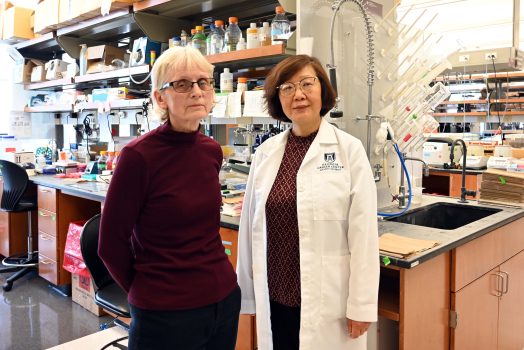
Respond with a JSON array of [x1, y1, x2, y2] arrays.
[[0, 151, 34, 164], [72, 273, 107, 316], [30, 61, 46, 82], [59, 0, 83, 25], [92, 87, 129, 102], [2, 6, 34, 40], [45, 59, 69, 80], [86, 45, 126, 74], [81, 0, 134, 19], [34, 0, 59, 34]]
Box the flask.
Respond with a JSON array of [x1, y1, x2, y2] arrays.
[[192, 26, 207, 55], [236, 77, 248, 93], [211, 20, 226, 54], [224, 17, 242, 52], [220, 68, 233, 93], [180, 30, 189, 46], [271, 6, 291, 45], [98, 151, 107, 172], [236, 37, 246, 51], [259, 22, 271, 46], [246, 23, 259, 49], [206, 24, 215, 56], [79, 44, 88, 76]]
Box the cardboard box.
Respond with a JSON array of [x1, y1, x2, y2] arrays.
[[71, 273, 107, 316], [34, 0, 59, 34], [81, 0, 134, 18], [59, 0, 83, 25], [0, 151, 35, 164], [2, 6, 34, 40], [14, 59, 42, 84], [45, 59, 69, 80], [30, 61, 46, 82], [86, 45, 125, 74]]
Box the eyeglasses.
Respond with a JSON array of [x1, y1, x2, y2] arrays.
[[161, 78, 215, 93], [277, 76, 318, 97]]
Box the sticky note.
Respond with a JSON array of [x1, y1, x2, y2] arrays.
[[225, 248, 231, 256], [499, 176, 506, 185], [382, 256, 391, 266]]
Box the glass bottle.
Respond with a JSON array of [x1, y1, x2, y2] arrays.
[[192, 25, 207, 55], [271, 6, 291, 45], [211, 20, 226, 54], [224, 17, 242, 52]]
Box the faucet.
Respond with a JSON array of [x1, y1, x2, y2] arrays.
[[398, 153, 430, 208], [450, 139, 477, 203]]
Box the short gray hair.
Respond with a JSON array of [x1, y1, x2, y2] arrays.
[[151, 46, 214, 122]]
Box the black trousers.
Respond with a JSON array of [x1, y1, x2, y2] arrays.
[[270, 300, 301, 350], [128, 286, 241, 350]]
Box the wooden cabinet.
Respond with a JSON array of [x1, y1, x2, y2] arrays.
[[450, 217, 524, 350], [219, 226, 256, 350], [423, 169, 481, 199], [0, 178, 38, 258], [36, 185, 100, 286]]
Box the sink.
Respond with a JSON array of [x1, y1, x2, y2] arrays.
[[386, 202, 502, 230]]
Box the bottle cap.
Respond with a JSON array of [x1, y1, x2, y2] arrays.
[[276, 6, 285, 13], [238, 77, 248, 83], [191, 28, 196, 34], [223, 68, 230, 73], [250, 23, 257, 29], [215, 19, 224, 26], [263, 22, 269, 27], [229, 17, 238, 23], [196, 25, 204, 31]]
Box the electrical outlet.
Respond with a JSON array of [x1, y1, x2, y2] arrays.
[[459, 55, 470, 63], [485, 52, 497, 61]]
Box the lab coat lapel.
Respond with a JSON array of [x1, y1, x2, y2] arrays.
[[300, 118, 339, 169]]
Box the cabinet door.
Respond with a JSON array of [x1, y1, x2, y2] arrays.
[[449, 173, 480, 199], [451, 267, 499, 350], [498, 251, 524, 350]]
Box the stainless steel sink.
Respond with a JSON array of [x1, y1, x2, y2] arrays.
[[386, 202, 502, 230]]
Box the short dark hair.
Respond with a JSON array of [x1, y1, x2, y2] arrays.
[[264, 55, 337, 122]]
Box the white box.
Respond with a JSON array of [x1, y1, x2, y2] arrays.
[[0, 151, 34, 164]]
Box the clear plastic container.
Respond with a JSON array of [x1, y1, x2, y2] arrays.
[[206, 24, 216, 55], [271, 6, 290, 45], [211, 20, 226, 54], [224, 17, 242, 52], [236, 37, 246, 51], [180, 30, 189, 47], [192, 25, 207, 55]]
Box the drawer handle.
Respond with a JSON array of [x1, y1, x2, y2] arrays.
[[39, 189, 51, 193], [40, 233, 52, 241], [39, 211, 50, 217], [39, 257, 52, 265]]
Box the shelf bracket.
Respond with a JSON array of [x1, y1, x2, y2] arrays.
[[56, 36, 104, 59], [133, 12, 192, 43]]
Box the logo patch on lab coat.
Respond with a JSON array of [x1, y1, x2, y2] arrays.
[[317, 152, 344, 172]]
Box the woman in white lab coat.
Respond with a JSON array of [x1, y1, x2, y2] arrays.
[[237, 55, 379, 350]]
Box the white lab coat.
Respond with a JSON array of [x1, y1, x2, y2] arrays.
[[237, 118, 379, 350]]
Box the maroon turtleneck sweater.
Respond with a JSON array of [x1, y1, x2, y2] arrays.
[[99, 122, 237, 310]]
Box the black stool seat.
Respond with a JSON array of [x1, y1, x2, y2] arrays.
[[0, 160, 38, 291], [95, 282, 131, 318]]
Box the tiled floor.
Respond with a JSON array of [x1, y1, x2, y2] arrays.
[[0, 269, 112, 350]]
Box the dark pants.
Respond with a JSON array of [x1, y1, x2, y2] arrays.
[[270, 300, 300, 350], [128, 286, 241, 350]]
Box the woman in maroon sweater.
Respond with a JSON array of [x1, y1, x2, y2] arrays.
[[99, 46, 240, 350]]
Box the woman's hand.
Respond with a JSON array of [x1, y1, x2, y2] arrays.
[[346, 319, 370, 339]]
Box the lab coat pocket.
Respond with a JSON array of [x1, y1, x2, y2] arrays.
[[312, 173, 350, 220], [320, 254, 350, 319]]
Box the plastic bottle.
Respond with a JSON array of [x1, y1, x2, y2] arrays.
[[192, 26, 207, 55], [224, 17, 242, 52], [173, 36, 182, 47], [236, 37, 246, 51], [188, 28, 196, 47], [237, 77, 248, 93], [220, 68, 233, 93], [259, 22, 271, 46], [246, 23, 260, 49], [206, 24, 216, 56], [112, 151, 120, 171], [211, 20, 226, 54], [106, 151, 115, 171], [98, 151, 107, 172], [79, 44, 87, 76], [271, 6, 291, 45], [180, 30, 189, 46]]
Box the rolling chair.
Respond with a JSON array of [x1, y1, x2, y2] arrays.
[[80, 214, 130, 350], [0, 160, 38, 292]]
